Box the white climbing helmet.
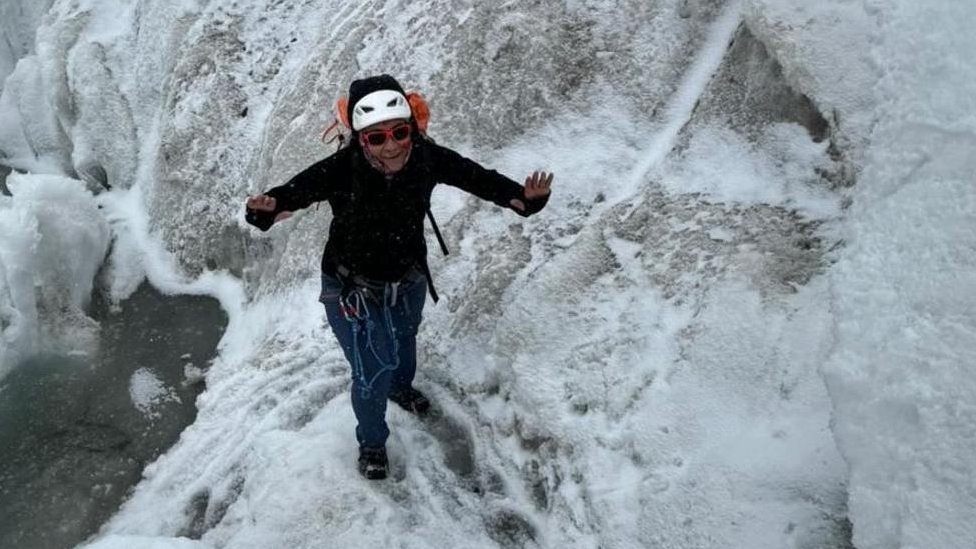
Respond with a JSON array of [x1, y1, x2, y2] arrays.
[[351, 89, 412, 131]]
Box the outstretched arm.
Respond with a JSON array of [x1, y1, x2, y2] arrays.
[[431, 144, 552, 217], [244, 154, 342, 231]]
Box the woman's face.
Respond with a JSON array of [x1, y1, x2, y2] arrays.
[[360, 118, 412, 173]]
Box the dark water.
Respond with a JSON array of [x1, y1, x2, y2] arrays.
[[0, 282, 226, 549]]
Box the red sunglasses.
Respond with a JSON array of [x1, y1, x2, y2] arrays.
[[360, 123, 412, 147]]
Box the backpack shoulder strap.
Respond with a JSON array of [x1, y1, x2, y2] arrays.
[[417, 138, 449, 257], [426, 209, 449, 256]]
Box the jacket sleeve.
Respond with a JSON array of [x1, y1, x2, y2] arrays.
[[244, 153, 342, 231], [429, 144, 549, 217]]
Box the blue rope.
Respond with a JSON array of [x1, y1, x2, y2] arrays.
[[341, 284, 400, 400]]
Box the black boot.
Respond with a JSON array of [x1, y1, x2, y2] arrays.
[[358, 446, 388, 480], [388, 387, 430, 415]]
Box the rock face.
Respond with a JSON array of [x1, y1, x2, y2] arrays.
[[141, 0, 740, 293], [1, 0, 851, 296]]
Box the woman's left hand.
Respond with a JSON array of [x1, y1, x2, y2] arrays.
[[511, 171, 554, 211]]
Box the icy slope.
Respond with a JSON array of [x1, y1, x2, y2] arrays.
[[4, 0, 966, 548], [823, 2, 976, 548], [60, 1, 850, 546]]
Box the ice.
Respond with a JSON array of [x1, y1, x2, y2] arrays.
[[0, 44, 13, 99], [743, 0, 879, 153], [664, 122, 840, 217], [0, 0, 56, 91], [82, 535, 212, 549], [823, 2, 976, 547], [130, 368, 181, 419], [0, 0, 970, 547], [621, 0, 744, 204], [0, 56, 73, 175], [0, 173, 109, 379], [63, 1, 850, 546]]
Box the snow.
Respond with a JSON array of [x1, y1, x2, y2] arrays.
[[0, 173, 109, 379], [0, 0, 56, 92], [0, 39, 12, 91], [0, 0, 971, 547], [743, 0, 879, 155], [130, 367, 181, 419], [0, 55, 72, 175], [664, 122, 840, 217], [96, 184, 246, 314], [83, 535, 211, 549], [822, 2, 976, 548], [89, 18, 843, 547], [622, 0, 744, 202], [63, 1, 848, 543]]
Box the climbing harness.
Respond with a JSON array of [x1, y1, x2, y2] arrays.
[[338, 280, 404, 400]]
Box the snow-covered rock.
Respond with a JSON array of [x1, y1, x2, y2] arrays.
[[0, 173, 109, 379], [824, 2, 976, 548]]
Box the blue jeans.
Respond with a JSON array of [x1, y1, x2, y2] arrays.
[[320, 269, 427, 449]]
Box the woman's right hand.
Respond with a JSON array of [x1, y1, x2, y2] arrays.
[[246, 194, 293, 222]]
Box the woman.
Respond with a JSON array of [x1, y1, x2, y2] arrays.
[[245, 75, 552, 480]]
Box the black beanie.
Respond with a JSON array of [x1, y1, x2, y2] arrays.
[[346, 74, 407, 130]]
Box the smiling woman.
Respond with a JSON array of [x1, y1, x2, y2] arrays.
[[360, 119, 414, 174], [244, 74, 553, 480]]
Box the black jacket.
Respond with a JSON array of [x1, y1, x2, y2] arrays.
[[245, 138, 548, 298]]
